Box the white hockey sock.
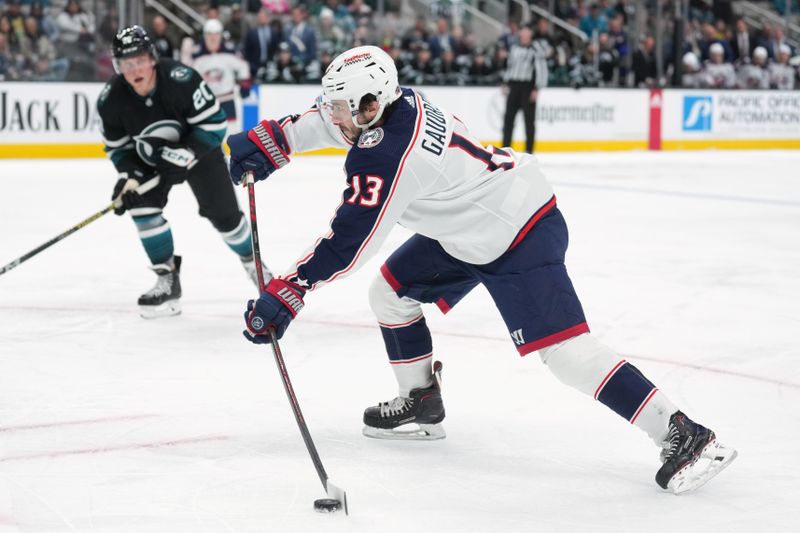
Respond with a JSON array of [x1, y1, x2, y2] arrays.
[[538, 333, 677, 445], [632, 390, 677, 445], [391, 357, 434, 398]]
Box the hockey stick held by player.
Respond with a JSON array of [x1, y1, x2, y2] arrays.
[[227, 45, 737, 493]]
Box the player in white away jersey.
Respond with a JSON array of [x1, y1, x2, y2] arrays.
[[226, 45, 737, 494], [191, 19, 251, 130]]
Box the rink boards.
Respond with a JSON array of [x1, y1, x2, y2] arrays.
[[1, 83, 798, 158]]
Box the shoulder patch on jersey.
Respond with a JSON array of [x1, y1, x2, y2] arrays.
[[357, 128, 384, 149], [169, 66, 193, 82]]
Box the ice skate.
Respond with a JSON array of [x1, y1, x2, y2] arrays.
[[138, 256, 182, 319], [363, 361, 446, 441], [656, 411, 737, 494], [241, 254, 273, 289]]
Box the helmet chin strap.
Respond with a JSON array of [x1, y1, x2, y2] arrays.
[[350, 102, 386, 130]]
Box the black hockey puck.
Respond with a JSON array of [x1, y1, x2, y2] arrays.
[[313, 498, 342, 513]]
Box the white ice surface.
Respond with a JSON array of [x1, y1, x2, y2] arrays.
[[1, 151, 799, 532]]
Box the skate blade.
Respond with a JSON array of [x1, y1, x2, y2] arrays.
[[667, 439, 738, 495], [139, 300, 182, 319], [362, 423, 446, 441]]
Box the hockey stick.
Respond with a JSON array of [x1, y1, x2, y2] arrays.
[[245, 172, 349, 515], [0, 177, 161, 277]]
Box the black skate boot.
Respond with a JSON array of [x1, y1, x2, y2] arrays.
[[362, 361, 446, 440], [138, 256, 182, 319], [656, 411, 737, 494]]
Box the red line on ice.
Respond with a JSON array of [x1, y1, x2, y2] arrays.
[[0, 413, 158, 433], [0, 435, 229, 463], [4, 305, 799, 390]]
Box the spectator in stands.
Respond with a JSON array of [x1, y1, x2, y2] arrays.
[[57, 0, 94, 46], [768, 43, 795, 89], [765, 26, 792, 60], [466, 47, 498, 86], [437, 48, 465, 85], [497, 18, 519, 50], [737, 46, 769, 89], [149, 15, 174, 60], [402, 15, 429, 52], [347, 0, 372, 19], [428, 16, 455, 59], [57, 0, 95, 80], [29, 3, 59, 42], [632, 35, 657, 87], [681, 52, 703, 88], [264, 40, 304, 82], [0, 32, 14, 80], [97, 4, 118, 45], [698, 22, 731, 62], [20, 14, 55, 63], [580, 4, 608, 38], [607, 14, 628, 76], [730, 18, 754, 64], [407, 41, 438, 85], [262, 0, 290, 16], [243, 8, 282, 79], [3, 0, 24, 39], [316, 6, 347, 54], [319, 43, 334, 74], [450, 24, 473, 59], [597, 32, 620, 85], [703, 41, 735, 88], [286, 4, 317, 66], [226, 6, 244, 44], [0, 13, 23, 57]]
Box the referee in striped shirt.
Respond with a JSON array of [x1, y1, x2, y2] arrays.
[[501, 25, 548, 153]]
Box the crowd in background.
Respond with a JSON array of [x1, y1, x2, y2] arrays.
[[1, 0, 798, 89]]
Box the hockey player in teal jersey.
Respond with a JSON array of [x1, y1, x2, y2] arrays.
[[98, 25, 267, 318]]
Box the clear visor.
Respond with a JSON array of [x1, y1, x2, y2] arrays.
[[317, 94, 357, 127], [113, 53, 155, 74]]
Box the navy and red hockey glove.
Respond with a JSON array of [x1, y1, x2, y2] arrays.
[[243, 278, 305, 344], [227, 119, 291, 185]]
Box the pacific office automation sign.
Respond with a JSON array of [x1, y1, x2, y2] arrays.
[[0, 83, 104, 143], [665, 90, 800, 139]]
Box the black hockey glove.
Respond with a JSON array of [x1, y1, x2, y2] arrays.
[[111, 169, 155, 215], [227, 120, 290, 185], [243, 278, 305, 344]]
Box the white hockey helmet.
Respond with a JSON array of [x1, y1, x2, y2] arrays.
[[203, 18, 223, 35], [321, 45, 402, 130], [709, 42, 724, 57], [682, 51, 699, 71]]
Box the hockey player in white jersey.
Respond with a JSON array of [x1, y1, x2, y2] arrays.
[[736, 46, 770, 89], [226, 45, 737, 494], [768, 44, 796, 89], [191, 19, 252, 130], [703, 42, 736, 88]]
